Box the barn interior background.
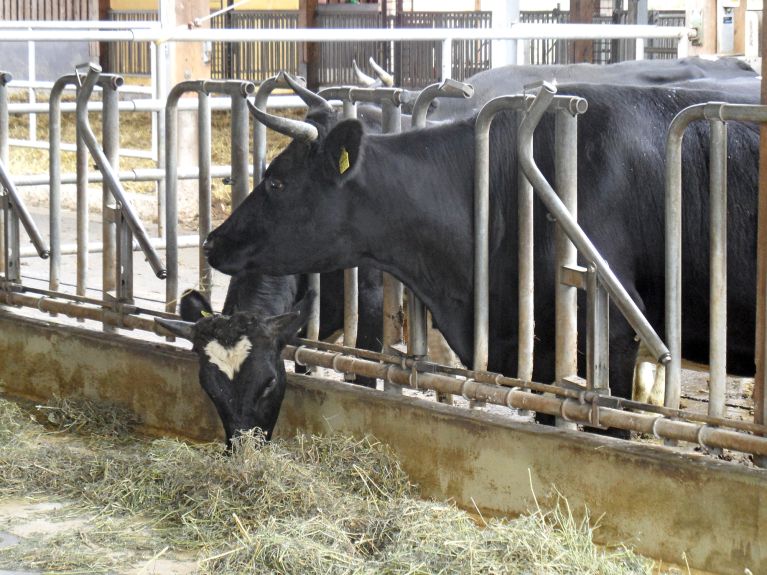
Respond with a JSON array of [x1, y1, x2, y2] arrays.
[[0, 1, 765, 574]]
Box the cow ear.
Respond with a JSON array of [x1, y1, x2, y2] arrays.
[[266, 289, 316, 345], [321, 119, 364, 182], [179, 289, 214, 322]]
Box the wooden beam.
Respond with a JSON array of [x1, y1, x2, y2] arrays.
[[299, 0, 319, 91], [571, 0, 595, 63]]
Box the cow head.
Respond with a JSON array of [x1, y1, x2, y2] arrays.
[[205, 75, 367, 277], [156, 290, 315, 447]]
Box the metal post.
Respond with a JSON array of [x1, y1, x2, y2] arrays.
[[230, 91, 249, 210], [198, 91, 212, 301], [48, 74, 76, 294], [0, 72, 12, 272], [2, 193, 19, 283], [102, 76, 120, 313], [381, 97, 404, 393], [587, 264, 610, 393], [708, 117, 728, 419], [441, 38, 453, 81], [554, 109, 579, 385], [76, 82, 89, 302], [517, 111, 534, 383]]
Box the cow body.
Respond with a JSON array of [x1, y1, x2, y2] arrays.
[[205, 83, 759, 413], [427, 56, 756, 120]]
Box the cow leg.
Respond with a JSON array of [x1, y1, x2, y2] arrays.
[[632, 338, 666, 406]]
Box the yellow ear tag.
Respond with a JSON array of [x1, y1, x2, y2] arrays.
[[200, 310, 212, 318], [339, 147, 350, 175]]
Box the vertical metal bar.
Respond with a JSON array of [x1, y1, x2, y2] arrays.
[[341, 100, 359, 367], [116, 210, 134, 303], [473, 111, 491, 373], [48, 75, 71, 294], [230, 92, 249, 210], [554, 109, 578, 384], [441, 38, 452, 80], [198, 91, 212, 301], [306, 273, 321, 341], [3, 194, 20, 283], [587, 264, 610, 393], [164, 88, 180, 314], [102, 79, 119, 312], [1, 73, 11, 272], [517, 111, 534, 382], [635, 38, 645, 60], [709, 118, 728, 419], [76, 84, 89, 302], [382, 97, 403, 393], [27, 40, 36, 143]]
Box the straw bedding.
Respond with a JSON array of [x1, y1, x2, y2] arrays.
[[0, 394, 656, 574]]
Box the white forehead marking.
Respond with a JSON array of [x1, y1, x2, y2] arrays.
[[204, 336, 253, 381]]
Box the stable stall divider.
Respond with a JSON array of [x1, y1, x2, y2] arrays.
[[164, 78, 255, 315], [665, 102, 767, 441]]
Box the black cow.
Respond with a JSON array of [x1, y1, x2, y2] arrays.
[[426, 56, 756, 120], [156, 291, 315, 446], [179, 267, 382, 388], [204, 83, 759, 435]]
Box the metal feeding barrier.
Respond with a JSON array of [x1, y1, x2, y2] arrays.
[[0, 60, 765, 459]]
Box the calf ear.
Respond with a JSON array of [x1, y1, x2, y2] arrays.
[[179, 289, 213, 322], [321, 120, 364, 182], [267, 289, 317, 345]]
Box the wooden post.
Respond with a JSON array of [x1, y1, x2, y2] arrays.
[[755, 6, 767, 468], [571, 0, 595, 63], [98, 0, 110, 72], [299, 0, 319, 91]]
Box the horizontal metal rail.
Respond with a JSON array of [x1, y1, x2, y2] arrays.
[[0, 23, 693, 43], [12, 165, 246, 187], [20, 234, 200, 259]]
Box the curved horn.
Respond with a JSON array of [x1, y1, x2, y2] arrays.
[[368, 57, 394, 87], [247, 99, 318, 143], [351, 59, 377, 87], [155, 317, 195, 341], [280, 71, 334, 113]]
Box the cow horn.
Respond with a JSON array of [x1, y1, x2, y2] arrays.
[[247, 99, 319, 143], [280, 71, 334, 113], [369, 57, 394, 87], [351, 59, 377, 87], [155, 317, 195, 341]]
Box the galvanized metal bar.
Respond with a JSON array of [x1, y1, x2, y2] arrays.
[[519, 84, 669, 369], [516, 110, 534, 382], [0, 71, 9, 272], [587, 264, 610, 393], [198, 92, 213, 301], [283, 342, 767, 458], [253, 73, 305, 182], [21, 234, 201, 259], [381, 97, 404, 392], [230, 89, 250, 210], [76, 81, 89, 301], [0, 160, 49, 260], [102, 76, 120, 310], [76, 65, 166, 280], [554, 108, 579, 385], [48, 74, 77, 293], [16, 166, 240, 187], [709, 117, 728, 419], [1, 195, 20, 283], [116, 210, 134, 304]]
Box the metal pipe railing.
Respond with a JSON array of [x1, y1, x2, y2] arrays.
[[21, 234, 200, 259], [164, 79, 255, 313], [102, 75, 120, 310], [0, 159, 49, 260], [409, 79, 474, 359], [518, 84, 670, 373], [76, 64, 166, 281], [198, 92, 212, 301], [0, 71, 13, 272], [665, 102, 767, 417]]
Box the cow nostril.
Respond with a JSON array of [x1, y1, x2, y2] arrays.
[[203, 237, 214, 254]]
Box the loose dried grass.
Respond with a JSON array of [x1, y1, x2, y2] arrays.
[[0, 396, 655, 574]]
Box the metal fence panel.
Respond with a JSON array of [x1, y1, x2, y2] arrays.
[[647, 10, 684, 59], [1, 0, 95, 20], [108, 10, 157, 77], [397, 11, 492, 88]]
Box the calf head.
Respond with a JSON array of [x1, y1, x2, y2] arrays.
[[156, 290, 315, 446]]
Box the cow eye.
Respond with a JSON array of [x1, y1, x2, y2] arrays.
[[268, 178, 284, 192], [263, 377, 278, 395]]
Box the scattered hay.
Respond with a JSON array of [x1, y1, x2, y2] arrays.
[[0, 396, 656, 574]]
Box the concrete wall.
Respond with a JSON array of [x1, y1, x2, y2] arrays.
[[0, 309, 764, 574]]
